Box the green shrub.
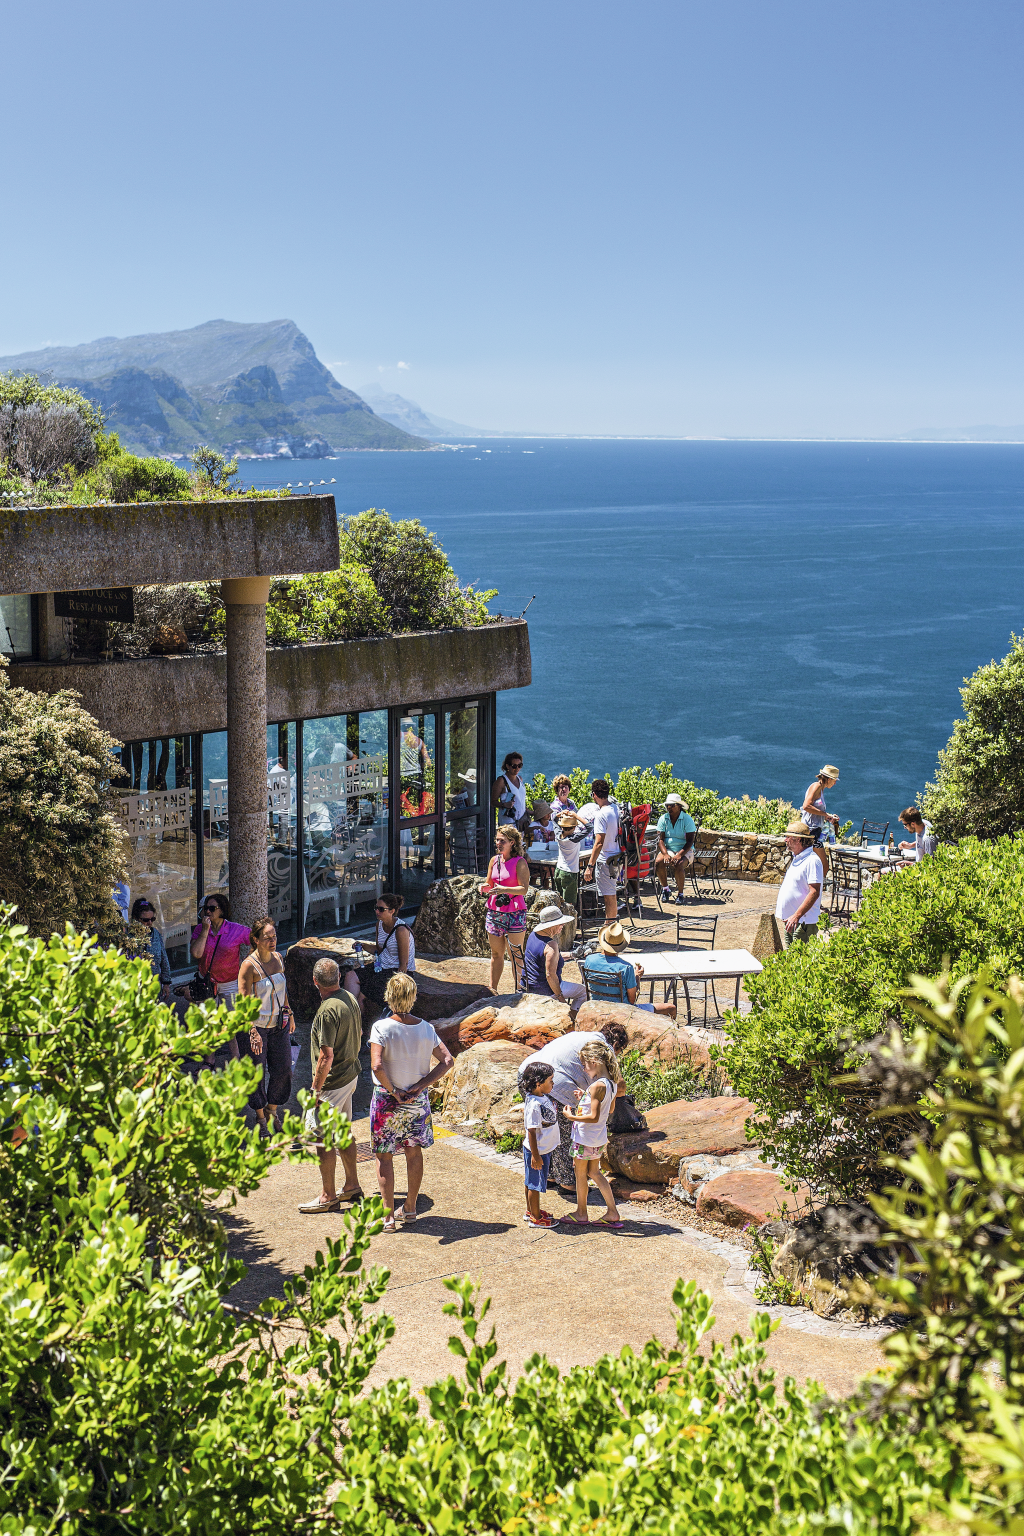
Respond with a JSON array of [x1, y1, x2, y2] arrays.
[[527, 762, 795, 833], [265, 564, 387, 642], [339, 508, 496, 631], [619, 1047, 727, 1109], [0, 658, 126, 935], [723, 834, 1024, 1200], [922, 631, 1024, 843], [101, 451, 192, 502]]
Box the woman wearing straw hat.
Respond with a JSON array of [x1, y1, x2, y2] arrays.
[[523, 905, 585, 1015], [801, 764, 840, 878]]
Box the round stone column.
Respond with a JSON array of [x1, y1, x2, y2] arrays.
[[221, 576, 271, 930]]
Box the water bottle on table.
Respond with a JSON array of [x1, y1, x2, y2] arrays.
[[353, 941, 364, 968]]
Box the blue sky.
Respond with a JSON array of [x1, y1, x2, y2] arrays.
[[3, 1, 1022, 436]]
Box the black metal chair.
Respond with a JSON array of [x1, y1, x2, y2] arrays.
[[580, 959, 630, 1004], [670, 912, 725, 1022], [860, 819, 889, 847], [829, 846, 864, 923], [689, 820, 724, 898]]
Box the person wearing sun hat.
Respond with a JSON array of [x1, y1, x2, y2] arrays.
[[523, 905, 585, 1013], [580, 924, 676, 1019], [655, 792, 697, 904], [553, 809, 583, 907], [774, 819, 823, 948], [801, 763, 841, 878]]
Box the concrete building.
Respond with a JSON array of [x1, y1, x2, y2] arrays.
[[0, 494, 530, 965]]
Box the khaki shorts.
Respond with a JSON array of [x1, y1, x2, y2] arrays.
[[309, 1077, 357, 1148], [593, 858, 618, 896]]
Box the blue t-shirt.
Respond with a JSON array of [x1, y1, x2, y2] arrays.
[[582, 952, 637, 998], [657, 810, 696, 853]]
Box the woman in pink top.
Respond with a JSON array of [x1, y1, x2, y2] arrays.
[[478, 823, 532, 992], [190, 893, 251, 1001]]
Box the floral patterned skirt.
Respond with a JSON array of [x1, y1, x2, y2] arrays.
[[370, 1087, 434, 1155]]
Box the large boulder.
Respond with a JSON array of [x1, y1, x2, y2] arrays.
[[439, 1039, 531, 1138], [696, 1170, 810, 1227], [413, 875, 575, 958], [761, 1205, 888, 1319], [433, 993, 574, 1059], [575, 1000, 711, 1070], [284, 937, 491, 1026], [607, 1095, 753, 1183]]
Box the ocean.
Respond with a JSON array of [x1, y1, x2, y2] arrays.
[[242, 439, 1024, 835]]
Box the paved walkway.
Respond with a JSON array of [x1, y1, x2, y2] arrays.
[[225, 1107, 886, 1401]]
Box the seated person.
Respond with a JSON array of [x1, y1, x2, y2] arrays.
[[897, 807, 938, 864], [655, 793, 697, 903], [523, 906, 585, 1016], [581, 923, 676, 1019]]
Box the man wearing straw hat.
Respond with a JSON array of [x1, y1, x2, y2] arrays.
[[773, 820, 823, 949], [582, 923, 677, 1019]]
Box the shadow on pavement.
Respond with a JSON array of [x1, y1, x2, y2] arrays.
[[405, 1215, 516, 1244], [221, 1208, 297, 1306]]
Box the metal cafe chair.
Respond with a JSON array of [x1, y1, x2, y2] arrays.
[[689, 820, 724, 898], [580, 960, 631, 1005], [860, 819, 890, 847], [829, 846, 864, 923], [673, 913, 722, 1023]]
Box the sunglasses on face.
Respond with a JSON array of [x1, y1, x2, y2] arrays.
[[139, 913, 157, 923], [374, 903, 388, 912], [203, 905, 219, 915]]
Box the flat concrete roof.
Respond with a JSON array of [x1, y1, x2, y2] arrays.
[[8, 621, 532, 740], [0, 494, 339, 594]]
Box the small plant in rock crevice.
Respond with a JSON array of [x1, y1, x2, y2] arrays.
[[619, 1048, 728, 1110], [747, 1226, 804, 1308]]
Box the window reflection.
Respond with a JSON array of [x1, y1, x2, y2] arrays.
[[302, 712, 388, 932], [115, 736, 197, 969], [399, 710, 435, 818]]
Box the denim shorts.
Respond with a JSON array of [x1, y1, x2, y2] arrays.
[[523, 1146, 552, 1191]]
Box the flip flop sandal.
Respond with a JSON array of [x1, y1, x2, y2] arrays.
[[523, 1212, 556, 1227], [561, 1213, 590, 1225], [596, 1216, 624, 1228]]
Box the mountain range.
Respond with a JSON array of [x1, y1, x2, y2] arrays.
[[356, 383, 484, 439], [0, 320, 428, 456]]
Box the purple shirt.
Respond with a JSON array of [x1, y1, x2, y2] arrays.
[[191, 919, 250, 984]]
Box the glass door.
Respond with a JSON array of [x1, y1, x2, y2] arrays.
[[444, 700, 483, 874], [396, 706, 440, 906]]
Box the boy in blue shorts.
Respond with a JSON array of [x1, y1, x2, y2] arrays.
[[521, 1060, 561, 1228]]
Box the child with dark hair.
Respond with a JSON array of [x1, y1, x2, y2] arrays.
[[521, 1060, 561, 1228]]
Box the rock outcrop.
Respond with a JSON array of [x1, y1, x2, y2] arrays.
[[574, 1000, 711, 1070], [413, 876, 575, 958], [696, 1170, 810, 1227], [439, 1039, 531, 1138], [606, 1095, 753, 1182], [283, 936, 491, 1026], [761, 1205, 889, 1320], [433, 993, 573, 1058]]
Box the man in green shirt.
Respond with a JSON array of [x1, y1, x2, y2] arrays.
[[298, 957, 363, 1213]]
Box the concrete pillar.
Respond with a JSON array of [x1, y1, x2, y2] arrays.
[[222, 576, 271, 930]]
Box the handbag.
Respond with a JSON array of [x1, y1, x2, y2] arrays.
[[609, 1092, 647, 1136], [185, 928, 222, 1004]]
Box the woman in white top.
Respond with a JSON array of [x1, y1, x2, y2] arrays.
[[238, 917, 295, 1134], [368, 973, 454, 1232], [352, 891, 416, 1019], [492, 751, 528, 829]]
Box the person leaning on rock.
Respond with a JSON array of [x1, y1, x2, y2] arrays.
[[773, 819, 823, 948]]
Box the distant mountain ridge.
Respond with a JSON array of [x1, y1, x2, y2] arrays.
[[357, 383, 484, 439], [0, 320, 428, 456]]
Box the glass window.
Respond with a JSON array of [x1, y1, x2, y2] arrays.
[[302, 711, 388, 934], [444, 702, 484, 875], [267, 722, 299, 945], [115, 736, 198, 970], [398, 709, 436, 819], [201, 730, 230, 909], [0, 595, 31, 659]]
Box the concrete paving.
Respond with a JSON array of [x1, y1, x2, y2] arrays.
[[225, 1106, 885, 1401]]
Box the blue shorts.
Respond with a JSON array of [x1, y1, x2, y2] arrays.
[[523, 1146, 551, 1192]]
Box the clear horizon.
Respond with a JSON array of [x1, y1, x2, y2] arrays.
[[3, 1, 1022, 439]]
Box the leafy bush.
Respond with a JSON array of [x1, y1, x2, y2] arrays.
[[0, 372, 104, 484], [922, 631, 1024, 843], [619, 1047, 727, 1109], [527, 762, 795, 833], [723, 834, 1024, 1200], [340, 508, 496, 631], [0, 658, 126, 935], [101, 449, 192, 502], [265, 565, 387, 642]]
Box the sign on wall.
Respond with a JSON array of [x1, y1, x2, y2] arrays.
[[54, 588, 135, 623]]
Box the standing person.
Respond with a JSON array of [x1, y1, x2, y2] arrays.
[[238, 918, 294, 1135], [131, 898, 171, 1000], [518, 1024, 628, 1192], [582, 779, 621, 923], [479, 825, 532, 992], [298, 958, 364, 1213], [353, 892, 416, 1021], [189, 893, 250, 1007], [492, 751, 528, 830], [654, 793, 697, 904], [523, 905, 585, 1014], [521, 1060, 561, 1228], [774, 820, 823, 948], [561, 1040, 623, 1228], [896, 807, 939, 865], [553, 810, 583, 909], [801, 765, 840, 879], [551, 775, 578, 819], [368, 973, 454, 1232]]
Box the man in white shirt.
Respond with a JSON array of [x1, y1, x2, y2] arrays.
[[582, 779, 621, 922], [774, 819, 823, 949], [897, 807, 938, 864]]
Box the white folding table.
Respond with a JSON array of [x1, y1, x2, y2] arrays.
[[635, 947, 763, 1024]]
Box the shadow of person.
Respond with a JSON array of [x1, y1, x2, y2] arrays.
[[220, 1208, 296, 1308], [407, 1215, 516, 1245]]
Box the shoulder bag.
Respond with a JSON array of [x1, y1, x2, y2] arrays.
[[185, 928, 223, 1004]]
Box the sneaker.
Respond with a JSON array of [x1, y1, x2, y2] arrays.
[[675, 891, 687, 904], [660, 887, 672, 901]]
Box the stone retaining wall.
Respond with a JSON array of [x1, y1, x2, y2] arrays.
[[695, 829, 791, 884]]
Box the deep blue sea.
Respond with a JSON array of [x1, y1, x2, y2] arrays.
[[243, 440, 1024, 835]]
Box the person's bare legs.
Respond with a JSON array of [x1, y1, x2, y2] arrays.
[[487, 933, 506, 992], [375, 1152, 395, 1219], [590, 1161, 620, 1221], [573, 1154, 590, 1221], [817, 845, 831, 881], [603, 894, 617, 922], [402, 1146, 423, 1215], [507, 934, 525, 990], [343, 967, 366, 1016], [317, 1146, 339, 1201], [339, 1142, 360, 1196]]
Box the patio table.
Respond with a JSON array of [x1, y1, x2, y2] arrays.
[[634, 947, 762, 1024]]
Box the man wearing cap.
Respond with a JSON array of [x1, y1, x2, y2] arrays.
[[655, 793, 697, 904], [774, 821, 823, 948], [523, 906, 585, 1015], [581, 924, 677, 1018]]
